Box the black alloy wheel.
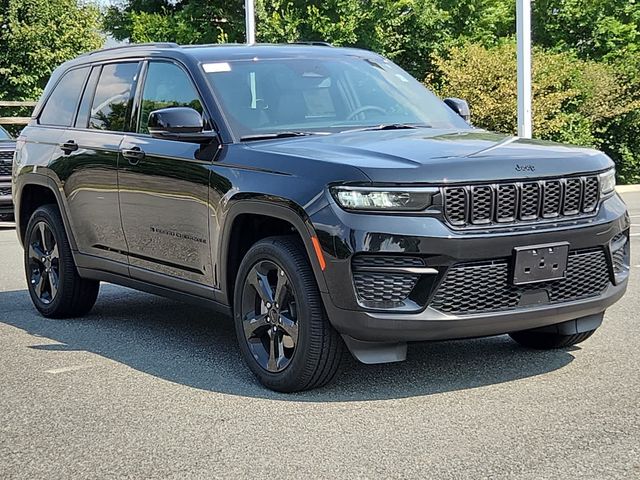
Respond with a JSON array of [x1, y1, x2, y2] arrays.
[[27, 221, 60, 304], [241, 259, 299, 373], [24, 204, 99, 318], [234, 236, 344, 392]]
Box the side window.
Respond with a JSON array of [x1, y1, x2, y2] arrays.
[[90, 62, 139, 132], [39, 67, 90, 127], [75, 67, 101, 129], [138, 62, 203, 134]]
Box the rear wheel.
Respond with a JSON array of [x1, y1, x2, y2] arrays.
[[24, 204, 99, 318], [233, 236, 344, 392], [509, 329, 596, 349]]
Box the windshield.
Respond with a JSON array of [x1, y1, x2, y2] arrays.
[[0, 126, 11, 141], [203, 55, 469, 139]]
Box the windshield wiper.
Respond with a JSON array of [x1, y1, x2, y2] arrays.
[[240, 131, 320, 142], [341, 123, 431, 133]]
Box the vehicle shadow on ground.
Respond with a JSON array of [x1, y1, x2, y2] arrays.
[[0, 284, 578, 402]]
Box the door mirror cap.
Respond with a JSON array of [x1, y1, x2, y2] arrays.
[[444, 98, 471, 123], [148, 107, 218, 144]]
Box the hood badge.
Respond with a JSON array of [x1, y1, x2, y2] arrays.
[[515, 164, 536, 172]]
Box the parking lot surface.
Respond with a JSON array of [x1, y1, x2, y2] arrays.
[[1, 192, 639, 479]]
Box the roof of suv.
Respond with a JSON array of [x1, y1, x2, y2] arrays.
[[71, 43, 377, 67]]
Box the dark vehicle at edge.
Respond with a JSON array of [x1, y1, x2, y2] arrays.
[[12, 43, 630, 391], [0, 125, 15, 220]]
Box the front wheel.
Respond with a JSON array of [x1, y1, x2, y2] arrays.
[[233, 236, 344, 392], [24, 204, 99, 318]]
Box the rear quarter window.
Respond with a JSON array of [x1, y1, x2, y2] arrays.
[[39, 67, 90, 127]]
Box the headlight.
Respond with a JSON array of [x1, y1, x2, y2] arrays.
[[599, 169, 616, 196], [330, 186, 437, 211]]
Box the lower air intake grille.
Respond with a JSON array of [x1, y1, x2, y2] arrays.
[[352, 255, 424, 306], [430, 249, 610, 315], [353, 272, 419, 303]]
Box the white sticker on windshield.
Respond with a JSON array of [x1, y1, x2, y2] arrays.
[[202, 62, 231, 73]]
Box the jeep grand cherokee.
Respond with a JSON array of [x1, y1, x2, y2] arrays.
[[12, 43, 630, 392]]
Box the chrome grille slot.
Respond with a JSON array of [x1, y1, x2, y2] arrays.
[[520, 182, 540, 220], [563, 178, 582, 215], [496, 184, 517, 222], [442, 174, 601, 228], [583, 177, 599, 212], [443, 187, 467, 226], [470, 185, 493, 224], [542, 180, 562, 218]]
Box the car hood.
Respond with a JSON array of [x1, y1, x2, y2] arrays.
[[249, 129, 612, 183]]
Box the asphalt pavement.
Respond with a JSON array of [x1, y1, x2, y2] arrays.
[[1, 192, 639, 479]]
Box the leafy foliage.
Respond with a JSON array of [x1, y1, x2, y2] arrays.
[[0, 0, 103, 134], [0, 0, 103, 100], [103, 0, 245, 44], [429, 41, 640, 180]]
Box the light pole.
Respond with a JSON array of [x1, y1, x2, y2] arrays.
[[516, 0, 532, 138], [245, 0, 256, 44]]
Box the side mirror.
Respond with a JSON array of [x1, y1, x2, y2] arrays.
[[148, 107, 218, 144], [444, 98, 471, 123]]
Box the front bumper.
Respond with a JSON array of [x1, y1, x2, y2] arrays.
[[312, 192, 630, 343]]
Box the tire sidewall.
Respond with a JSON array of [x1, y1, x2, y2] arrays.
[[24, 206, 69, 316], [233, 239, 317, 390]]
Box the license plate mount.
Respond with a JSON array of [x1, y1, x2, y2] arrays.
[[512, 242, 569, 285]]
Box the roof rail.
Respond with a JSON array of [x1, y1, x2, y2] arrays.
[[79, 42, 180, 57], [291, 41, 333, 47]]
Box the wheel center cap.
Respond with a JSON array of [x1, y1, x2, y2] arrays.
[[268, 309, 279, 323]]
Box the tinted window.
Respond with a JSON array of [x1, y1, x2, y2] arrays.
[[39, 67, 89, 127], [203, 57, 469, 138], [75, 67, 101, 129], [90, 62, 138, 132], [138, 62, 203, 134]]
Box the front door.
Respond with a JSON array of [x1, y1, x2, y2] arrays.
[[118, 60, 215, 290]]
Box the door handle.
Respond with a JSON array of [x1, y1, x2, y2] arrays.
[[60, 140, 78, 154], [121, 146, 145, 165]]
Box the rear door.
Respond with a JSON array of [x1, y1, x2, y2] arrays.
[[118, 60, 216, 290], [54, 62, 140, 271]]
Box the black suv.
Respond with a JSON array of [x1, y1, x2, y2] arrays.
[[0, 125, 15, 220], [13, 43, 630, 391]]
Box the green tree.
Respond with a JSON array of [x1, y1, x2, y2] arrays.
[[429, 41, 640, 181], [103, 0, 245, 44], [0, 0, 104, 101]]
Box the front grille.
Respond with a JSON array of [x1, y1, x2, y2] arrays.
[[352, 255, 424, 306], [0, 162, 11, 176], [443, 175, 601, 228], [0, 187, 10, 196], [0, 151, 13, 161], [430, 249, 610, 315]]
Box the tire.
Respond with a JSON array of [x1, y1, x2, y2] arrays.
[[233, 236, 345, 392], [24, 204, 99, 318], [509, 329, 596, 350]]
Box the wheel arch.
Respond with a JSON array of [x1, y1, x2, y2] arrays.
[[15, 173, 77, 250], [220, 198, 329, 307]]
